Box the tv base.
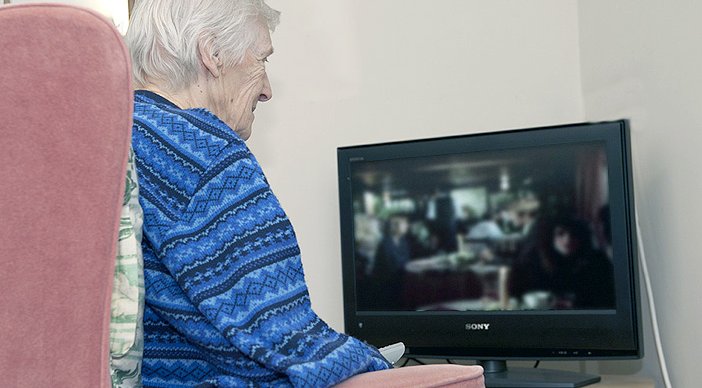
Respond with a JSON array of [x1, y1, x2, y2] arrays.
[[480, 360, 601, 388]]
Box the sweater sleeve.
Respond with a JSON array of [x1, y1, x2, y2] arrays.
[[140, 140, 390, 387]]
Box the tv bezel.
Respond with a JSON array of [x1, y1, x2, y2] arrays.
[[336, 120, 642, 360]]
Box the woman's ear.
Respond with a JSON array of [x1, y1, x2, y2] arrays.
[[198, 36, 221, 78]]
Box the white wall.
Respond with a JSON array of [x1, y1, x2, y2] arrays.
[[252, 0, 584, 329], [253, 1, 689, 384], [578, 1, 702, 386]]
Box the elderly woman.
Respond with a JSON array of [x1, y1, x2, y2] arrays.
[[124, 1, 390, 386]]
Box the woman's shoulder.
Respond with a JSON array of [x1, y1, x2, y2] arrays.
[[132, 90, 241, 168]]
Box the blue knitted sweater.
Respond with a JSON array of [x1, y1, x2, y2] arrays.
[[132, 91, 390, 387]]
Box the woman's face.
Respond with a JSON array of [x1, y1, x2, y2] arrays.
[[211, 19, 273, 140], [553, 226, 580, 257]]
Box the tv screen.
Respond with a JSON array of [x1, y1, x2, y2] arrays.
[[337, 120, 642, 386]]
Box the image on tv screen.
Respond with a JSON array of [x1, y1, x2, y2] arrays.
[[350, 141, 616, 312]]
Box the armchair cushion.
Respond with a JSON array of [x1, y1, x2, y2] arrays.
[[337, 364, 485, 388]]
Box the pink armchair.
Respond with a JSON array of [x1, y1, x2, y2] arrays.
[[339, 363, 484, 387], [0, 4, 132, 387], [0, 4, 483, 387]]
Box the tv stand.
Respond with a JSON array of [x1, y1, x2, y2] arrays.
[[479, 360, 601, 388]]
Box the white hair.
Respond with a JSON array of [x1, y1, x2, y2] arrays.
[[125, 0, 280, 91]]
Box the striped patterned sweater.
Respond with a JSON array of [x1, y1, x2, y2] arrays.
[[132, 90, 390, 387]]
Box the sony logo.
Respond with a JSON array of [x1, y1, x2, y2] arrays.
[[464, 323, 490, 331]]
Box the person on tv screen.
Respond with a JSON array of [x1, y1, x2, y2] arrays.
[[510, 217, 615, 309], [467, 210, 506, 240], [372, 215, 412, 309], [124, 1, 391, 386]]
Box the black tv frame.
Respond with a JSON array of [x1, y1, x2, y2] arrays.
[[337, 120, 642, 370]]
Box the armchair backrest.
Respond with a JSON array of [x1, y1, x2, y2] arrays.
[[0, 4, 132, 386]]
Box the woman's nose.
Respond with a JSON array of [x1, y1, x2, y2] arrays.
[[259, 72, 272, 102]]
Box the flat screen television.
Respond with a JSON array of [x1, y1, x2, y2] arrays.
[[337, 120, 642, 387]]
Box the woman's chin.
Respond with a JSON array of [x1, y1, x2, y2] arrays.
[[236, 128, 252, 140]]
